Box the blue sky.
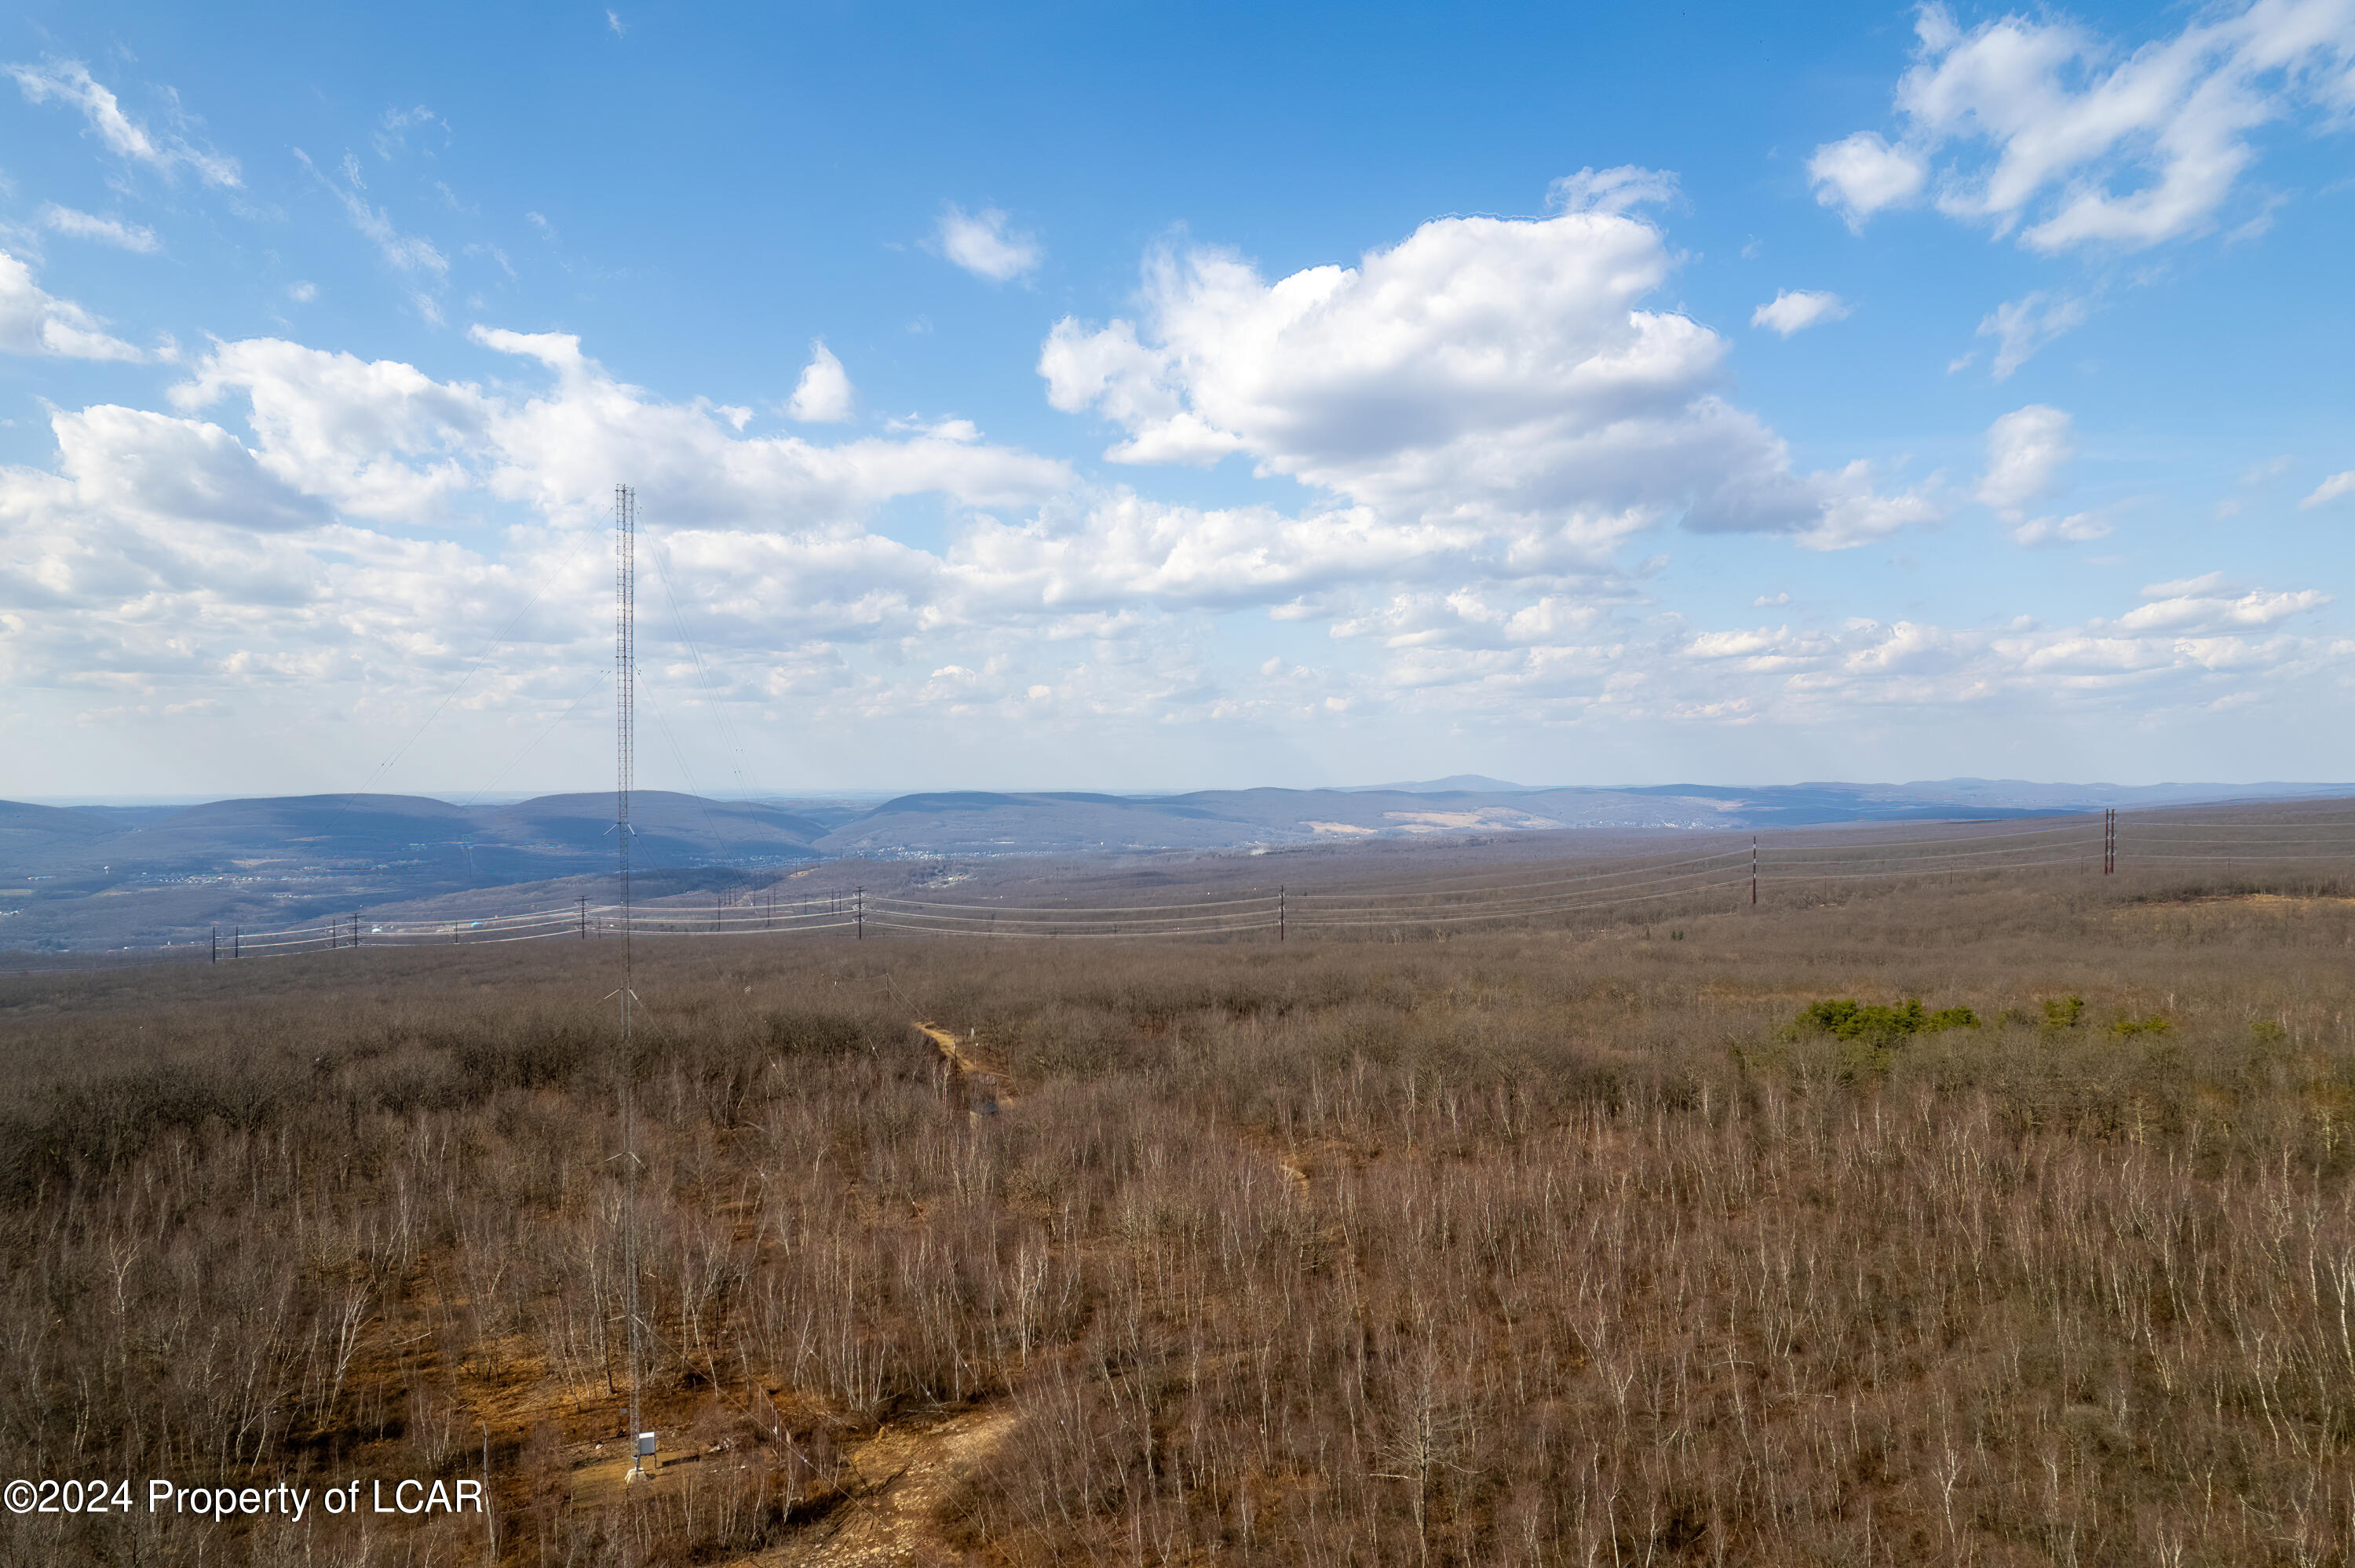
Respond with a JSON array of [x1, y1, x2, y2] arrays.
[[2, 0, 2352, 799]]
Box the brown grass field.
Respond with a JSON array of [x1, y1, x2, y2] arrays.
[[3, 857, 2354, 1566]]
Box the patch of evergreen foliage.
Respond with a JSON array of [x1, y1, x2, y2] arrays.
[[1792, 997, 1981, 1044]]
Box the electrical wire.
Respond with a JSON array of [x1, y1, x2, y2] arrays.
[[1287, 848, 1753, 903], [648, 533, 763, 802], [141, 808, 2355, 967], [348, 529, 597, 799], [458, 669, 610, 809], [1768, 837, 2102, 867], [1758, 855, 2100, 881], [1296, 874, 1754, 928], [1286, 847, 1751, 899]]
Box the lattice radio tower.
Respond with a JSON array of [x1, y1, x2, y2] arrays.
[[613, 483, 647, 1481]]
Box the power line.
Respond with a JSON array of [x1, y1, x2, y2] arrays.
[[647, 532, 762, 801], [93, 807, 2355, 966], [352, 528, 597, 797], [457, 669, 609, 809]]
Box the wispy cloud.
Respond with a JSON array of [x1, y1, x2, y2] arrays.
[[936, 203, 1042, 282], [38, 203, 159, 253], [1977, 291, 2088, 380], [1751, 289, 1849, 336], [2010, 511, 2112, 546], [296, 148, 449, 279], [2303, 471, 2355, 509], [371, 104, 448, 161], [1546, 165, 1680, 216], [6, 58, 240, 187]]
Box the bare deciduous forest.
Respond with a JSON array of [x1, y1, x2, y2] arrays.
[[3, 865, 2354, 1566]]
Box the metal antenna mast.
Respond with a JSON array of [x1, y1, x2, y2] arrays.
[[614, 483, 646, 1482]]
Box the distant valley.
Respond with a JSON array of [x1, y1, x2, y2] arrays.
[[2, 777, 2345, 950]]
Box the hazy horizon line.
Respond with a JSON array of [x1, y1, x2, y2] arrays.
[[16, 777, 2355, 811]]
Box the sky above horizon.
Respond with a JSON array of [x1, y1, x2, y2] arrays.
[[2, 0, 2353, 800]]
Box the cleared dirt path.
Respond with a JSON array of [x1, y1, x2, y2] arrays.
[[914, 1019, 973, 1065], [743, 1403, 1017, 1567], [917, 1019, 1010, 1117], [732, 1023, 1024, 1563]]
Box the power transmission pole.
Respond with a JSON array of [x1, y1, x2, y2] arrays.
[[1751, 837, 1758, 907]]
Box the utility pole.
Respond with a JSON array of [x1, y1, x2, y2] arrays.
[[2104, 808, 2116, 875], [233, 926, 240, 959], [210, 925, 217, 965], [579, 895, 588, 938], [1278, 885, 1286, 943], [855, 887, 865, 940], [1751, 837, 1758, 907]]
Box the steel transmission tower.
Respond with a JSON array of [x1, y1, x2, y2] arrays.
[[614, 483, 646, 1481]]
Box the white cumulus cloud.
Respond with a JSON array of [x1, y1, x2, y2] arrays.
[[0, 250, 143, 361], [172, 338, 494, 522], [1813, 0, 2355, 251], [1751, 290, 1850, 336], [2112, 582, 2328, 633], [936, 204, 1041, 282], [787, 340, 855, 422], [0, 326, 1093, 721], [1977, 405, 2076, 519], [13, 293, 2324, 767], [1040, 208, 1936, 556], [39, 404, 327, 533], [1309, 573, 2340, 733], [1808, 132, 1929, 225]]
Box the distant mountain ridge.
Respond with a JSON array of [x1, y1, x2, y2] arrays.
[[1335, 777, 2352, 810], [1339, 775, 1539, 794], [4, 778, 2350, 950]]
